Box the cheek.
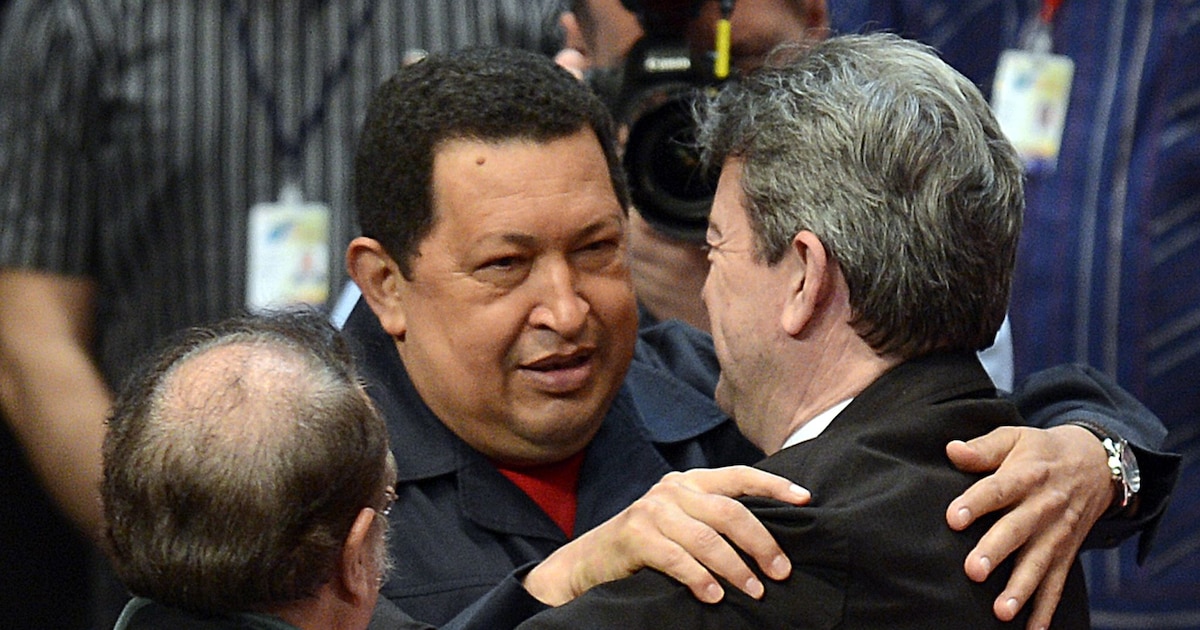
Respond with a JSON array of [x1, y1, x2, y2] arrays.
[[424, 296, 529, 368], [703, 266, 736, 320], [582, 274, 638, 324]]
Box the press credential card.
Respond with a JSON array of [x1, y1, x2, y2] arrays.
[[992, 49, 1075, 172], [246, 183, 331, 311]]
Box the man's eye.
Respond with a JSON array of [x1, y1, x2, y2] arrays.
[[574, 239, 621, 267], [473, 255, 530, 289], [580, 239, 617, 253], [483, 256, 519, 270]]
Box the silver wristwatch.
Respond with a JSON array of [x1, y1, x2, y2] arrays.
[[1071, 421, 1141, 513], [1099, 435, 1141, 510]]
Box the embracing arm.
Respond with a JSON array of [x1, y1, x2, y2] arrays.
[[945, 363, 1180, 628], [0, 270, 110, 541], [522, 467, 807, 606], [1011, 363, 1178, 547], [436, 466, 809, 630]]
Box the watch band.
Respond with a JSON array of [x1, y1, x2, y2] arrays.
[[1066, 420, 1141, 516]]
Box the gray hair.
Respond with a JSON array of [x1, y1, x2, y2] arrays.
[[697, 33, 1024, 357]]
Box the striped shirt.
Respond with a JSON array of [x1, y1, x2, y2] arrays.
[[0, 0, 564, 388]]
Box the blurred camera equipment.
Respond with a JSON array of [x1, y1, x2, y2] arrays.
[[590, 0, 734, 243]]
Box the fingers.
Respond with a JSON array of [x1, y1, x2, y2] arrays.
[[961, 498, 1044, 582], [987, 538, 1050, 620], [665, 466, 812, 505], [642, 469, 808, 594], [523, 510, 725, 606], [554, 48, 586, 81], [947, 454, 1050, 534], [946, 426, 1021, 474], [613, 521, 731, 603], [948, 425, 1110, 626], [525, 466, 809, 606], [635, 514, 743, 603], [1020, 557, 1073, 630], [987, 527, 1075, 628]]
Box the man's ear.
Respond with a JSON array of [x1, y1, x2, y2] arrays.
[[801, 0, 830, 40], [336, 507, 380, 605], [559, 11, 587, 57], [346, 237, 408, 338], [780, 230, 830, 336]]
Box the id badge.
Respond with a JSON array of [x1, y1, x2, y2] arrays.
[[991, 49, 1074, 173], [246, 182, 331, 311]]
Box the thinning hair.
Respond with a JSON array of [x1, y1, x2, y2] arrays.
[[698, 33, 1024, 357], [354, 46, 629, 278], [102, 309, 393, 614]]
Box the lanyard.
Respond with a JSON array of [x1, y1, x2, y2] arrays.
[[1040, 0, 1063, 25], [225, 0, 378, 172], [1020, 0, 1062, 53]]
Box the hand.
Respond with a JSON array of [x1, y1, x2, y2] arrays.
[[945, 425, 1112, 629], [522, 466, 810, 606]]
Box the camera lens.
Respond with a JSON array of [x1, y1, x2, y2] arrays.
[[621, 83, 717, 243]]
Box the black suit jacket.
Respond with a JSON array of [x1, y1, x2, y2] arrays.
[[114, 596, 433, 630], [518, 352, 1091, 629]]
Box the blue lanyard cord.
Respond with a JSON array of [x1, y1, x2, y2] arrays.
[[226, 0, 379, 170]]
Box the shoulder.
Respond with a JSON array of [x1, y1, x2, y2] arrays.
[[623, 320, 727, 443]]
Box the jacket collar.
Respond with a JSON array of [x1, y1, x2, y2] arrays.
[[800, 351, 997, 446]]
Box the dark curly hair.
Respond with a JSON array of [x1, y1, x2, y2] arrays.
[[354, 46, 630, 278]]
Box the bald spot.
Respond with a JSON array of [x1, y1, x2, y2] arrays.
[[154, 342, 317, 453]]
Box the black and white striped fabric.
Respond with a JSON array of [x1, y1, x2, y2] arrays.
[[0, 0, 564, 388]]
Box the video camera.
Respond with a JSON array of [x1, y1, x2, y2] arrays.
[[589, 0, 734, 243]]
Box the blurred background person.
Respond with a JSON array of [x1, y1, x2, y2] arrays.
[[0, 2, 564, 627], [825, 2, 1200, 626]]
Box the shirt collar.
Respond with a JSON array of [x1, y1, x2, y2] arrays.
[[780, 398, 854, 451]]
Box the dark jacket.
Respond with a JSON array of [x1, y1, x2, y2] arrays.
[[113, 596, 431, 630], [344, 302, 761, 628], [516, 353, 1092, 629], [342, 300, 1177, 629]]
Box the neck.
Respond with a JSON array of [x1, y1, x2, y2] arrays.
[[267, 587, 369, 630], [767, 327, 901, 455]]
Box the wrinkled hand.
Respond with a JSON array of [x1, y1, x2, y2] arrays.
[[523, 466, 810, 606], [946, 425, 1112, 629]]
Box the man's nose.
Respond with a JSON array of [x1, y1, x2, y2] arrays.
[[527, 259, 589, 336]]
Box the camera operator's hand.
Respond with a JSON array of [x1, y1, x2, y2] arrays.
[[629, 209, 711, 331]]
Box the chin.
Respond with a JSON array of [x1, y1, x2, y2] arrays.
[[517, 407, 606, 459]]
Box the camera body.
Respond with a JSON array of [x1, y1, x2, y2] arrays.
[[590, 0, 727, 243]]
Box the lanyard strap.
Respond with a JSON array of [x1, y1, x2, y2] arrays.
[[1040, 0, 1063, 24], [226, 1, 378, 171]]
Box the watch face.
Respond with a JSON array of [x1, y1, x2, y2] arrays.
[[1120, 441, 1141, 493]]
